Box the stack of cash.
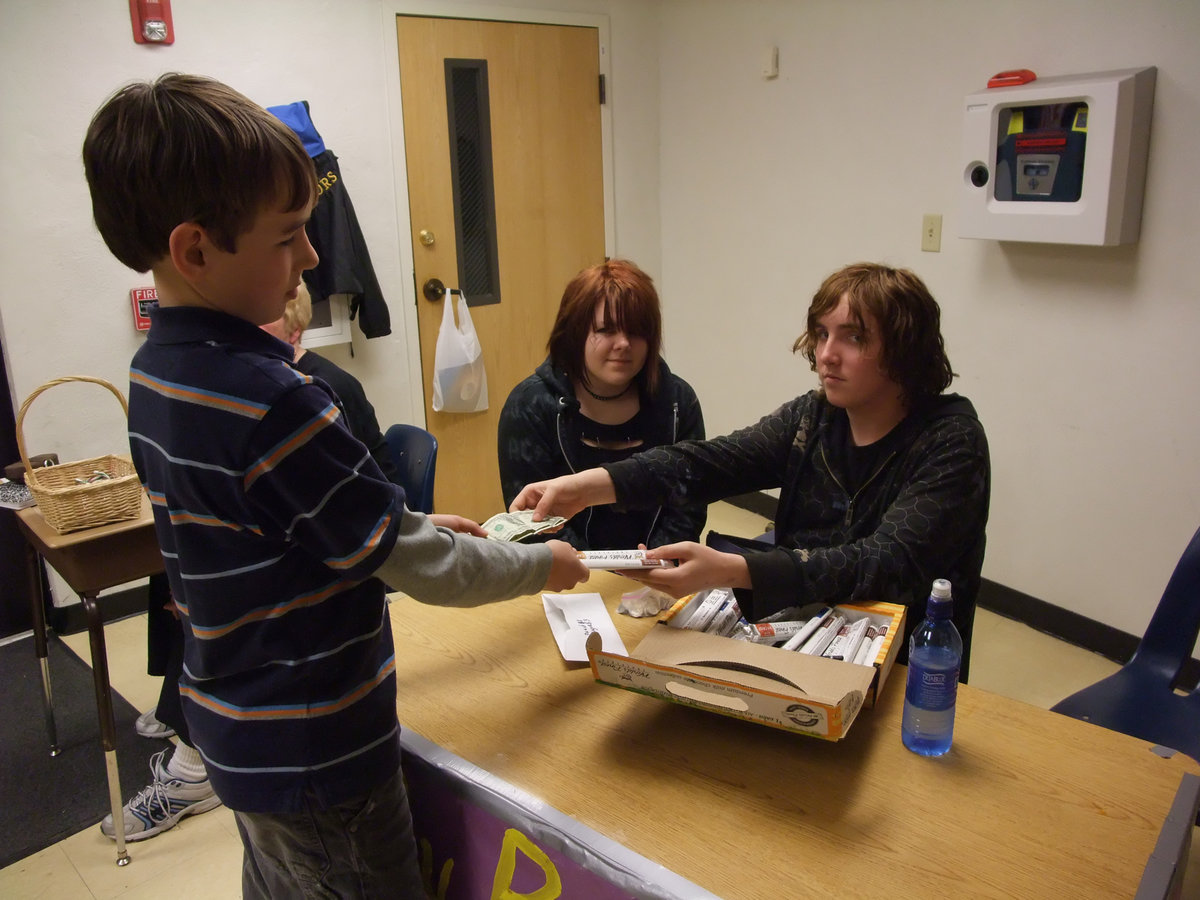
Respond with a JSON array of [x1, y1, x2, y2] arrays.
[[481, 510, 568, 542]]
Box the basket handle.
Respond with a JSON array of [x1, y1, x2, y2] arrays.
[[15, 376, 131, 482]]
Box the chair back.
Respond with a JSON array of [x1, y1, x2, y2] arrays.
[[384, 424, 438, 514], [1133, 524, 1200, 683]]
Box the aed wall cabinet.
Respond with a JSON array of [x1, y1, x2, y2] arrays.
[[959, 66, 1156, 246], [304, 294, 352, 347]]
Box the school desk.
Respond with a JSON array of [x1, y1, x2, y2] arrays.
[[14, 496, 162, 867]]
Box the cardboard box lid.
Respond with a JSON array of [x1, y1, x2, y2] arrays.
[[631, 626, 877, 702]]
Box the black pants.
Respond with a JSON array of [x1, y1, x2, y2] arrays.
[[146, 573, 190, 746]]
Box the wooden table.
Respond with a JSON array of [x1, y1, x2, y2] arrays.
[[14, 497, 162, 867], [390, 572, 1199, 898]]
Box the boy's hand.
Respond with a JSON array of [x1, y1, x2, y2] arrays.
[[542, 540, 590, 591], [510, 468, 617, 522], [429, 514, 487, 537]]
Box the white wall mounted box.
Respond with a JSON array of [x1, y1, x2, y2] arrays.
[[304, 294, 352, 347], [958, 66, 1156, 246]]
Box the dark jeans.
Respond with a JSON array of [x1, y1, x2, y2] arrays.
[[146, 573, 190, 744], [234, 768, 427, 899]]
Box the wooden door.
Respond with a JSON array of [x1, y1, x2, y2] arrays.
[[396, 16, 606, 521]]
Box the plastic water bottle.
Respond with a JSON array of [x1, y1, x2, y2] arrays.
[[901, 579, 962, 756]]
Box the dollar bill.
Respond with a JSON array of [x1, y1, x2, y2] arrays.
[[481, 510, 568, 542]]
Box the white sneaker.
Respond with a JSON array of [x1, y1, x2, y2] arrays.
[[99, 749, 221, 841], [135, 707, 176, 739]]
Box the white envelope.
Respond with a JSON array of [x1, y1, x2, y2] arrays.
[[542, 592, 628, 662]]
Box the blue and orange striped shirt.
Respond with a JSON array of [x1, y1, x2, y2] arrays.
[[128, 306, 405, 813]]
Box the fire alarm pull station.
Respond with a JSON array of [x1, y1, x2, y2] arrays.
[[129, 0, 174, 45], [131, 287, 159, 331]]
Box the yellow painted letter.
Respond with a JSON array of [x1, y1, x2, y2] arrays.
[[490, 828, 562, 900]]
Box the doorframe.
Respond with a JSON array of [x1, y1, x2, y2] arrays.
[[380, 2, 617, 428]]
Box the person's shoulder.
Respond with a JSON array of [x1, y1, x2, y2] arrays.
[[132, 339, 304, 407], [296, 349, 342, 377], [665, 372, 698, 402], [296, 350, 361, 394], [774, 388, 824, 419], [505, 360, 562, 406], [910, 393, 989, 453], [652, 358, 699, 403], [919, 393, 985, 433], [226, 347, 311, 399], [136, 307, 303, 398]]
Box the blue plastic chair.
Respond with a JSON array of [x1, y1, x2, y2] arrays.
[[384, 424, 438, 515], [1050, 524, 1200, 765]]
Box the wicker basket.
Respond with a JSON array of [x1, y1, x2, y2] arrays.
[[15, 376, 144, 534]]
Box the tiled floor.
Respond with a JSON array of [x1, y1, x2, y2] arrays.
[[0, 501, 1189, 898]]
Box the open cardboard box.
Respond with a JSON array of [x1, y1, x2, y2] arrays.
[[586, 596, 906, 741]]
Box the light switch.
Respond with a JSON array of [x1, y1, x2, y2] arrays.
[[921, 214, 942, 252]]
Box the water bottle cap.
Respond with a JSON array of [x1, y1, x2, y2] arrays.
[[927, 579, 953, 619]]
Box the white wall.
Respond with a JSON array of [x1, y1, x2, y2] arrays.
[[656, 0, 1200, 637], [3, 0, 1196, 641], [0, 0, 660, 475]]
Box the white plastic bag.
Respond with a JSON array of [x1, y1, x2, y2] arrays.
[[431, 289, 488, 413]]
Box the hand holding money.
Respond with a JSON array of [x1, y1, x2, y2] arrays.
[[482, 509, 568, 542]]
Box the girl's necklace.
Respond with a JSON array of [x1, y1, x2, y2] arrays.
[[581, 381, 633, 402]]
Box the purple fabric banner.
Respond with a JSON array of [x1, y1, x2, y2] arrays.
[[398, 731, 718, 900], [404, 750, 635, 899]]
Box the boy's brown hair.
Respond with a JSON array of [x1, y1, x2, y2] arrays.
[[794, 262, 956, 402], [547, 259, 664, 395], [82, 73, 316, 273]]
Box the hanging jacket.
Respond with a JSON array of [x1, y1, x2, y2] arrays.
[[268, 101, 392, 338], [498, 357, 706, 549]]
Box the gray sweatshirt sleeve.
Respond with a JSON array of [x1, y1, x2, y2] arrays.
[[374, 509, 553, 605]]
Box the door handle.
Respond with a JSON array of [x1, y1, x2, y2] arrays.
[[423, 279, 464, 303], [423, 278, 446, 302]]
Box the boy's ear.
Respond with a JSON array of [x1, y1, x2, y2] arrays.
[[168, 222, 210, 285]]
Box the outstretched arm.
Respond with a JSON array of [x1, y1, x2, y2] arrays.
[[376, 511, 588, 603], [509, 467, 617, 523]]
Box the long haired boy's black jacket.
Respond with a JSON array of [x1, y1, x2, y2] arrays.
[[605, 390, 989, 678]]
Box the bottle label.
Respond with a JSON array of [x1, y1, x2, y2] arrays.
[[906, 653, 959, 712]]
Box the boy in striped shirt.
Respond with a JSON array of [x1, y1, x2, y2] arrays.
[[83, 73, 588, 898]]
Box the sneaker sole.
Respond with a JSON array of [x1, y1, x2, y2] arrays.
[[101, 794, 223, 842], [134, 724, 177, 739]]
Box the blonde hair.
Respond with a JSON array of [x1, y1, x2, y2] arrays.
[[281, 283, 314, 337]]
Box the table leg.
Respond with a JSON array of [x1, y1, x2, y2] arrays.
[[82, 591, 130, 867], [25, 546, 59, 755]]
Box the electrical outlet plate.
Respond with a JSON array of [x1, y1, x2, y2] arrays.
[[921, 214, 942, 252]]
